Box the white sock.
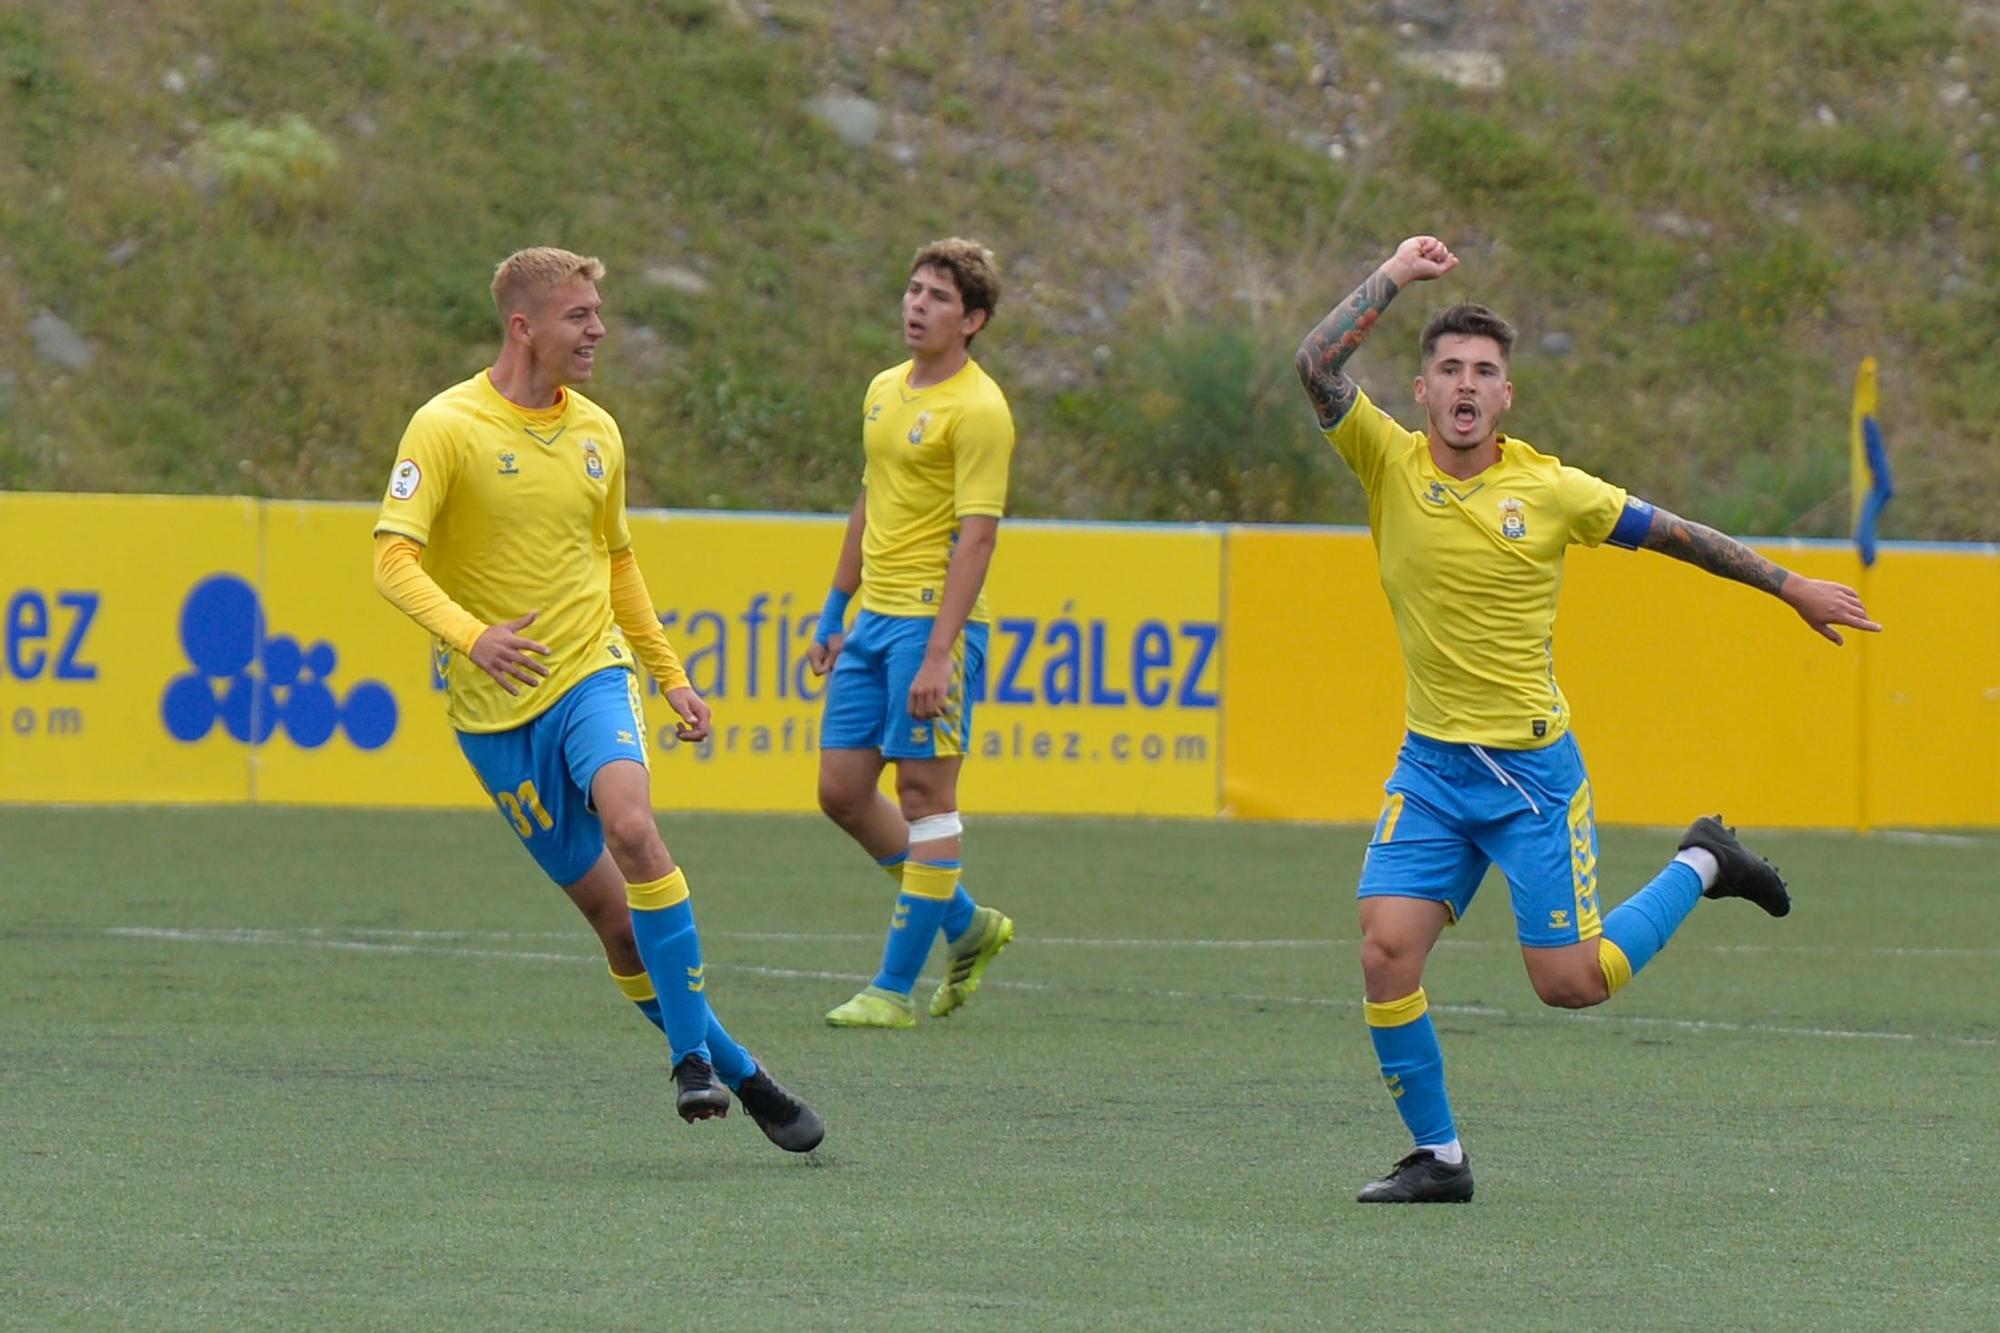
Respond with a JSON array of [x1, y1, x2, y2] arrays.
[[1418, 1139, 1464, 1165], [1674, 847, 1720, 891]]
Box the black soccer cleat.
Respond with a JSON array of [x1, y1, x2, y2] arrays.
[[733, 1064, 825, 1154], [1356, 1149, 1475, 1204], [1680, 815, 1791, 917], [672, 1053, 732, 1123]]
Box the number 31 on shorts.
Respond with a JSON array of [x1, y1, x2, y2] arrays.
[[496, 780, 554, 838]]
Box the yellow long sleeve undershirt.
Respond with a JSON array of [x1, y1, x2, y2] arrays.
[[608, 547, 690, 692], [371, 533, 486, 655]]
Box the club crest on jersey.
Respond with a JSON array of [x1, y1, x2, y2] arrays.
[[497, 451, 519, 476], [907, 412, 932, 445], [581, 438, 604, 480], [389, 459, 421, 500], [1424, 480, 1449, 505], [1498, 496, 1528, 540]]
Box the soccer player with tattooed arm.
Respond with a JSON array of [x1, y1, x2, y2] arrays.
[[1294, 235, 1881, 1202]]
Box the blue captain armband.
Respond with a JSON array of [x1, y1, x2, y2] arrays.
[[815, 587, 853, 644], [1606, 497, 1656, 550]]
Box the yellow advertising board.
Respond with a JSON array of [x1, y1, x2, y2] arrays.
[[0, 493, 261, 803], [1855, 546, 2000, 828], [256, 501, 469, 808], [2, 496, 1219, 818], [1221, 525, 1404, 822], [1557, 541, 1864, 828], [4, 492, 1996, 829], [967, 521, 1222, 816], [625, 513, 1223, 818]]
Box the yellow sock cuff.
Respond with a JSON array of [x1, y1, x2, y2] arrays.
[[1364, 988, 1429, 1028], [1598, 939, 1634, 995], [627, 868, 689, 912], [610, 967, 657, 1002], [901, 860, 960, 902]]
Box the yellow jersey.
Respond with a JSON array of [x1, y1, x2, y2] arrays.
[[374, 370, 637, 733], [1325, 388, 1628, 749], [858, 357, 1014, 621]]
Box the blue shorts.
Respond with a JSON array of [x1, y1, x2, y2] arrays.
[[1358, 731, 1604, 948], [821, 611, 987, 759], [456, 666, 649, 887]]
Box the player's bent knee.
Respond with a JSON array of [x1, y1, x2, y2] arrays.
[[1530, 971, 1609, 1009], [600, 808, 664, 863], [1359, 937, 1426, 997]]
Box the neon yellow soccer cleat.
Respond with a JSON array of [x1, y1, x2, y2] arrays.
[[824, 986, 917, 1029], [929, 907, 1014, 1018]]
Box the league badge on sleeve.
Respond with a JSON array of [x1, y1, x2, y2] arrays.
[[389, 459, 422, 500]]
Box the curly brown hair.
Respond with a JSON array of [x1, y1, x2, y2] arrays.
[[910, 237, 1001, 343]]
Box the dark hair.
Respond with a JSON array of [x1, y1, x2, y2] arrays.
[[1419, 302, 1516, 365], [910, 237, 1001, 343]]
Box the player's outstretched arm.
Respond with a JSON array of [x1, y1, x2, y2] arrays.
[[1295, 235, 1457, 429], [1638, 505, 1883, 645]]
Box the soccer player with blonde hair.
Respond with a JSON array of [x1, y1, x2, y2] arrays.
[[807, 238, 1017, 1029], [372, 246, 821, 1152], [1296, 235, 1880, 1202]]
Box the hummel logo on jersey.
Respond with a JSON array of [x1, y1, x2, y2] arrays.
[[1499, 496, 1528, 540], [497, 451, 519, 475], [866, 401, 884, 422], [1425, 480, 1449, 505], [908, 411, 932, 445]]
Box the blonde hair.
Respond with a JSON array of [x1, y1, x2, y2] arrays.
[[491, 247, 606, 321], [910, 237, 1000, 342]]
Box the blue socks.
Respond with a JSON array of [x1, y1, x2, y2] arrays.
[[612, 959, 752, 1087], [1599, 860, 1704, 993], [872, 859, 959, 995], [626, 869, 717, 1068], [878, 850, 979, 947], [1365, 989, 1457, 1149]]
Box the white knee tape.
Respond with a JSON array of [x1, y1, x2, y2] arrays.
[[907, 811, 963, 843]]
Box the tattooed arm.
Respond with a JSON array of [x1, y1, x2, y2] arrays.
[[1295, 235, 1458, 428], [1639, 505, 1883, 645]]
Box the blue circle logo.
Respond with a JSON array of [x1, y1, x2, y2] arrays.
[[161, 574, 399, 751]]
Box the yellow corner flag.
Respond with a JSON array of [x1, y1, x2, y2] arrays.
[[1849, 356, 1892, 567]]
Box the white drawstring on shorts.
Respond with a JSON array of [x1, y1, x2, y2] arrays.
[[1468, 744, 1542, 815]]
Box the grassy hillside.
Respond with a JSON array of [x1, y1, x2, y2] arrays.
[[2, 0, 1996, 537]]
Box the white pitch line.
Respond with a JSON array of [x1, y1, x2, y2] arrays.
[[104, 926, 1998, 1049], [162, 924, 2000, 960], [1874, 830, 1994, 848]]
